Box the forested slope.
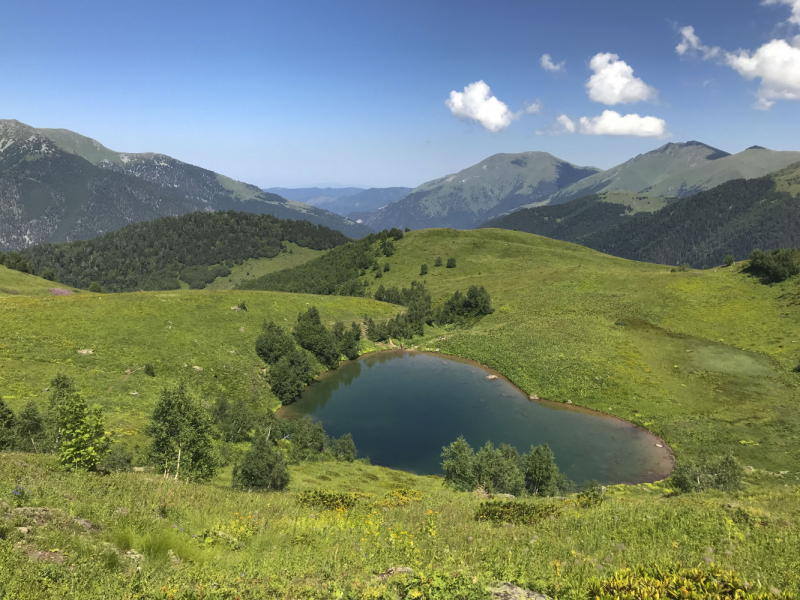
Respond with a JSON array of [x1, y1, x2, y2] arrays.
[[14, 211, 350, 292]]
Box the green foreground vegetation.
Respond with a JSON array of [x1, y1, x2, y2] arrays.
[[1, 227, 799, 597]]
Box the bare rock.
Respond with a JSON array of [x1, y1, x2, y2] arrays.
[[529, 394, 539, 400], [73, 517, 99, 531], [129, 391, 140, 397], [77, 349, 94, 355], [125, 549, 143, 562], [231, 306, 242, 311], [493, 493, 515, 500], [474, 486, 491, 499], [488, 583, 551, 600], [744, 466, 755, 474], [192, 366, 203, 372], [16, 526, 29, 535], [485, 375, 498, 381]]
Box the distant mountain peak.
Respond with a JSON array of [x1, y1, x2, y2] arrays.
[[746, 145, 768, 151]]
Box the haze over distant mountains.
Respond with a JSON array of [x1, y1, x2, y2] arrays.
[[0, 120, 370, 250], [364, 141, 800, 231], [265, 186, 412, 221]]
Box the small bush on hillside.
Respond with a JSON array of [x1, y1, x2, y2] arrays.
[[382, 240, 395, 257], [88, 282, 103, 293], [297, 489, 373, 510], [383, 262, 390, 272], [40, 267, 55, 281], [434, 256, 443, 267], [724, 254, 735, 267], [255, 321, 296, 365], [748, 248, 800, 283], [446, 257, 456, 268], [670, 454, 744, 494], [143, 363, 156, 377], [232, 432, 290, 491], [13, 401, 45, 453], [576, 480, 605, 507], [475, 499, 562, 526], [0, 398, 15, 451], [237, 299, 247, 311], [436, 286, 494, 324], [420, 263, 428, 276], [102, 444, 133, 472], [327, 432, 357, 462], [52, 378, 111, 472]]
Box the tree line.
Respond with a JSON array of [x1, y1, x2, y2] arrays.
[[3, 211, 350, 292]]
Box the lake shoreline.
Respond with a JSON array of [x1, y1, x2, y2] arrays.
[[280, 348, 675, 485]]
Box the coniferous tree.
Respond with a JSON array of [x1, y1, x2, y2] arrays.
[[446, 257, 456, 269], [434, 256, 443, 267], [255, 321, 296, 365], [146, 383, 219, 481]]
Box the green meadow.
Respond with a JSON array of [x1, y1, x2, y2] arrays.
[[1, 228, 799, 598], [205, 243, 324, 290]]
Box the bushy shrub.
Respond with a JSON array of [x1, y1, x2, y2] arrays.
[[232, 432, 290, 491], [748, 248, 800, 282], [13, 401, 45, 453], [327, 432, 357, 462], [143, 363, 156, 377], [576, 480, 605, 507], [40, 267, 55, 281], [383, 262, 390, 272], [434, 256, 443, 267], [724, 254, 735, 267], [297, 489, 372, 510], [670, 454, 744, 493], [435, 286, 494, 325], [475, 499, 562, 526], [0, 398, 15, 451], [255, 321, 296, 365], [446, 257, 456, 268], [88, 282, 103, 293], [102, 444, 133, 472], [420, 263, 428, 276], [294, 307, 341, 368]]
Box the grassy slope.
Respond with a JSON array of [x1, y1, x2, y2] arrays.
[[0, 266, 80, 297], [368, 229, 800, 473], [205, 243, 323, 290], [0, 269, 399, 443], [594, 190, 669, 213]]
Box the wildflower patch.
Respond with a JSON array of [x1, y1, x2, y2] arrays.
[[474, 499, 563, 526]]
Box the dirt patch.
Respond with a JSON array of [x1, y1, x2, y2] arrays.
[[49, 288, 74, 296], [14, 541, 65, 564]]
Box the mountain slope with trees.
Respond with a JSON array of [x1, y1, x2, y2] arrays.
[[14, 211, 350, 292], [0, 120, 370, 249], [484, 163, 800, 267]]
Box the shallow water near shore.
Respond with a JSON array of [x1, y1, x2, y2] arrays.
[[279, 350, 673, 485]]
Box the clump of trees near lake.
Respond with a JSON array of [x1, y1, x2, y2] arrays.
[[440, 436, 572, 497], [747, 247, 800, 283]]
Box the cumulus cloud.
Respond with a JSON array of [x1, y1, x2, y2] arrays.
[[540, 54, 566, 72], [578, 110, 667, 137], [585, 53, 658, 104], [538, 111, 667, 137], [445, 81, 542, 131], [676, 26, 800, 109], [445, 80, 517, 131], [763, 0, 800, 25]]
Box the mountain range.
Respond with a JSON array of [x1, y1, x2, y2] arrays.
[[0, 120, 370, 250], [363, 141, 800, 231]]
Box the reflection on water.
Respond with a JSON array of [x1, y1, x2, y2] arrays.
[[279, 350, 673, 484]]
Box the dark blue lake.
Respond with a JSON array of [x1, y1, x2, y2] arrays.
[[279, 350, 672, 484]]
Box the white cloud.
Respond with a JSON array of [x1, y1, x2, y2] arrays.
[[585, 53, 658, 105], [445, 81, 542, 130], [445, 80, 517, 132], [763, 0, 800, 25], [578, 110, 667, 137], [676, 26, 800, 109], [555, 114, 576, 133], [538, 111, 666, 137], [676, 25, 721, 59], [523, 100, 543, 114], [540, 54, 566, 72]]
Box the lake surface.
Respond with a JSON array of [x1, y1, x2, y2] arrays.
[[279, 350, 673, 485]]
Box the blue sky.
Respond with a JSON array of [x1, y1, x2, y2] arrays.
[[2, 0, 799, 187]]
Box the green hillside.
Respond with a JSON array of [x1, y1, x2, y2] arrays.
[[2, 230, 799, 597], [544, 141, 800, 206], [0, 265, 80, 297], [484, 164, 800, 268], [204, 243, 324, 290]]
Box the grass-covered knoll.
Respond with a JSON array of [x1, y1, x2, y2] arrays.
[[0, 281, 399, 447], [204, 243, 323, 290], [15, 211, 349, 292], [0, 266, 80, 297], [1, 454, 798, 598], [270, 227, 799, 475]]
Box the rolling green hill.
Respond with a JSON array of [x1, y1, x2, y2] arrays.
[[0, 120, 371, 249], [543, 142, 800, 206], [485, 163, 800, 268], [364, 152, 600, 230], [14, 211, 350, 292], [2, 229, 800, 597]]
